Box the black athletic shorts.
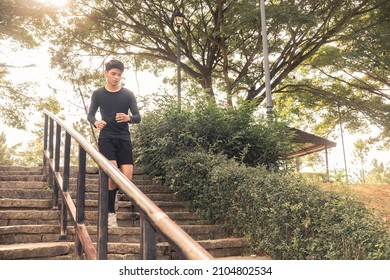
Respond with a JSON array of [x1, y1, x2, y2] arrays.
[[98, 138, 134, 165]]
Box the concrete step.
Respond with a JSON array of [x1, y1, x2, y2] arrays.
[[0, 210, 59, 226], [0, 165, 138, 176], [65, 224, 229, 243], [56, 166, 147, 176], [0, 210, 200, 227], [0, 224, 228, 245], [67, 177, 162, 186], [0, 242, 71, 260], [0, 179, 161, 190], [0, 237, 249, 260], [162, 237, 250, 260], [0, 165, 250, 260], [71, 211, 200, 227], [0, 188, 177, 202], [0, 181, 48, 189], [0, 198, 188, 213], [59, 183, 170, 194], [0, 225, 61, 244], [0, 166, 43, 173], [119, 192, 178, 202], [0, 170, 44, 176], [0, 182, 170, 197], [106, 238, 250, 260], [0, 189, 52, 199], [74, 182, 165, 193], [0, 198, 52, 210], [0, 175, 45, 182], [0, 180, 172, 201], [82, 199, 189, 212]]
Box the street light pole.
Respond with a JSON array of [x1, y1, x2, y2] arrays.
[[173, 12, 185, 111], [176, 26, 182, 110], [259, 0, 273, 117]]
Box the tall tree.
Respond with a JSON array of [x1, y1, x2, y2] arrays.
[[47, 0, 388, 139], [276, 0, 390, 141], [352, 138, 372, 183], [366, 159, 390, 184]]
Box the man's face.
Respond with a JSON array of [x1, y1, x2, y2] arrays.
[[105, 68, 123, 87]]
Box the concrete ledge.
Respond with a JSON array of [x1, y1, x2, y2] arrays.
[[0, 242, 71, 260]]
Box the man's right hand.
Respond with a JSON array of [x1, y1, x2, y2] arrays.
[[94, 120, 107, 130]]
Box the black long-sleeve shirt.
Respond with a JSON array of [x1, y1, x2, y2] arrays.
[[87, 87, 141, 141]]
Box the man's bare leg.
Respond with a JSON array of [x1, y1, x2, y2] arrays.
[[120, 164, 134, 181], [108, 160, 119, 227], [109, 160, 118, 190]]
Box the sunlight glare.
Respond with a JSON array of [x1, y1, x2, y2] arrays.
[[37, 0, 69, 8]]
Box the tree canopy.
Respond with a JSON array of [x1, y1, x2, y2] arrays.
[[0, 0, 387, 148], [0, 0, 57, 128], [45, 0, 389, 144]]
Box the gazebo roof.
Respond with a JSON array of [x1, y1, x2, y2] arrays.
[[286, 127, 337, 158]]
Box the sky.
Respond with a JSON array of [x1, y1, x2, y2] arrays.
[[1, 38, 389, 178]]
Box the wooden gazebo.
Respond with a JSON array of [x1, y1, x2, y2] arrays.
[[286, 127, 337, 180]]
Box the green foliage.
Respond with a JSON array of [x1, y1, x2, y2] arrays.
[[0, 132, 14, 165], [134, 98, 390, 259], [362, 159, 390, 184], [133, 98, 293, 176], [43, 0, 390, 148], [274, 0, 390, 139], [0, 0, 62, 129], [352, 139, 372, 183], [165, 151, 390, 259], [165, 152, 227, 211], [10, 95, 63, 166], [0, 0, 59, 129], [0, 0, 55, 47], [0, 81, 37, 129]]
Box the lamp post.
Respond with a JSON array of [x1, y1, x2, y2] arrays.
[[259, 0, 273, 118], [173, 11, 185, 111]]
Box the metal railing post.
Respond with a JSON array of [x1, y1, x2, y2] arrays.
[[53, 123, 61, 210], [44, 114, 48, 151], [49, 118, 54, 158], [97, 170, 109, 260], [55, 124, 61, 172], [60, 132, 71, 240], [43, 114, 48, 171], [75, 145, 86, 259], [48, 118, 57, 210], [140, 214, 157, 259]]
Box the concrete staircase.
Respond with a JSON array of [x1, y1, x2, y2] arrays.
[[0, 165, 249, 260]]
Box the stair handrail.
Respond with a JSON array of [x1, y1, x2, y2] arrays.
[[43, 109, 213, 260]]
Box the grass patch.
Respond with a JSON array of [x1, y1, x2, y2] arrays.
[[320, 183, 390, 232]]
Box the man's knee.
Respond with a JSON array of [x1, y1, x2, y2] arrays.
[[121, 164, 134, 180]]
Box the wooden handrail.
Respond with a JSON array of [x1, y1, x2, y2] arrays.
[[43, 109, 213, 260]]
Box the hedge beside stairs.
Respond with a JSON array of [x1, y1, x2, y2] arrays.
[[132, 100, 390, 259], [164, 152, 390, 260]]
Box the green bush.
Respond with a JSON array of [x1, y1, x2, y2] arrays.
[[133, 99, 293, 176], [165, 151, 225, 212], [133, 99, 390, 259], [165, 151, 390, 260], [133, 104, 199, 176]]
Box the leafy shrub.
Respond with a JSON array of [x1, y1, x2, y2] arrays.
[[165, 151, 390, 259], [133, 98, 390, 259], [133, 99, 293, 176], [165, 151, 226, 211], [133, 104, 199, 176]]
